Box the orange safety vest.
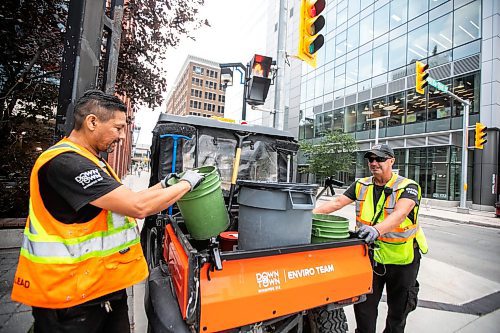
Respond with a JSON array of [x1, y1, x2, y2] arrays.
[[11, 138, 148, 308]]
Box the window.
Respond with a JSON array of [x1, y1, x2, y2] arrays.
[[452, 72, 480, 116], [348, 0, 360, 18], [407, 24, 428, 63], [387, 92, 405, 127], [389, 35, 407, 70], [193, 66, 203, 75], [372, 43, 388, 77], [356, 101, 372, 131], [345, 105, 357, 132], [390, 0, 407, 30], [453, 0, 481, 47], [346, 23, 360, 53], [408, 1, 427, 20], [332, 108, 344, 131], [405, 90, 426, 124], [428, 79, 451, 120], [335, 30, 347, 57], [315, 111, 333, 137], [337, 8, 347, 27], [428, 13, 452, 55], [359, 14, 373, 46], [358, 51, 372, 82], [345, 58, 358, 87], [326, 7, 337, 34], [334, 64, 346, 90], [324, 69, 334, 93], [325, 37, 336, 63], [315, 72, 325, 98], [373, 4, 389, 39]]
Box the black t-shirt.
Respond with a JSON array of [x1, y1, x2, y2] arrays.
[[343, 178, 419, 222], [38, 152, 122, 224]]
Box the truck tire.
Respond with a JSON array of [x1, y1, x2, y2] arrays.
[[307, 307, 348, 333], [146, 227, 161, 269]]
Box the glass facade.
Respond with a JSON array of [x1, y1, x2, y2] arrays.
[[353, 146, 470, 201], [298, 0, 483, 200]]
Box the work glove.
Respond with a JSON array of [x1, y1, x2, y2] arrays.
[[180, 170, 205, 191], [357, 225, 380, 244], [160, 173, 179, 188]]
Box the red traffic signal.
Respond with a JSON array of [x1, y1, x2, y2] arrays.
[[250, 54, 272, 78], [247, 54, 273, 106]]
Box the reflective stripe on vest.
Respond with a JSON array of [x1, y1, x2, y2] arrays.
[[22, 211, 139, 264]]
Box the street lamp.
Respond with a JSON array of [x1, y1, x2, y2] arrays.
[[219, 62, 248, 120], [363, 107, 392, 144]]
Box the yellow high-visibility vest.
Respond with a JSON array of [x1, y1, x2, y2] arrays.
[[355, 173, 428, 265]]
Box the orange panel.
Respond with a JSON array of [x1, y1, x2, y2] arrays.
[[199, 244, 372, 332], [165, 224, 190, 318]]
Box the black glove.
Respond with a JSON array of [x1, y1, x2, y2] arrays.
[[160, 173, 179, 188], [180, 170, 205, 191], [357, 225, 380, 244]]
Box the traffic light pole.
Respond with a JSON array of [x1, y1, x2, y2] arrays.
[[444, 90, 471, 213]]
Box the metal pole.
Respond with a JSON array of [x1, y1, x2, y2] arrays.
[[241, 64, 248, 121], [375, 119, 380, 144], [458, 101, 470, 213], [273, 0, 287, 129]]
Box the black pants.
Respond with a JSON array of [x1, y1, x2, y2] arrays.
[[354, 247, 421, 333], [32, 295, 130, 333]]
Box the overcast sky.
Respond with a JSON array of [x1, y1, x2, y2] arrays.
[[135, 0, 269, 146]]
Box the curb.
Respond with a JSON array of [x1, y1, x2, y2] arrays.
[[419, 213, 500, 229]]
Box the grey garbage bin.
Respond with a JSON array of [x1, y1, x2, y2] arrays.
[[237, 180, 318, 250]]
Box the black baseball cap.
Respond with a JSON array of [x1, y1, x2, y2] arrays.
[[364, 144, 395, 158]]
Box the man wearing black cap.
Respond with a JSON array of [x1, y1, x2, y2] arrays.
[[314, 144, 428, 333]]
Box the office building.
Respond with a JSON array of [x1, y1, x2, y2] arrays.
[[165, 55, 226, 118], [264, 0, 498, 209]]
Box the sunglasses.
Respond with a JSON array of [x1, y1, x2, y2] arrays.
[[367, 156, 390, 163]]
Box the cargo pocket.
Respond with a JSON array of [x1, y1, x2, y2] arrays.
[[404, 280, 420, 315]]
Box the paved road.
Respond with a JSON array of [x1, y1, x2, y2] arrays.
[[420, 216, 500, 283]]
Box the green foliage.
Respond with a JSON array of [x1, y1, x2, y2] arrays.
[[117, 0, 209, 107], [300, 130, 357, 178]]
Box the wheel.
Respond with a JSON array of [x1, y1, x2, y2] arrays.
[[307, 307, 348, 333], [146, 227, 161, 269]]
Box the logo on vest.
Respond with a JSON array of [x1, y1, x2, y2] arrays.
[[15, 276, 30, 288], [405, 187, 418, 197], [75, 169, 103, 189]]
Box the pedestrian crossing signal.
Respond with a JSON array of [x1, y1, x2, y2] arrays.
[[415, 61, 429, 95], [298, 0, 325, 68], [474, 122, 487, 149]]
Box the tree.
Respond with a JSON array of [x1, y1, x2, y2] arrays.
[[299, 130, 358, 178], [0, 0, 208, 217], [116, 0, 209, 107]]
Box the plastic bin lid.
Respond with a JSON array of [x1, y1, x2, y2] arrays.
[[237, 180, 318, 193]]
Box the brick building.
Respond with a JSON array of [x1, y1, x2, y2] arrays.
[[166, 55, 226, 117]]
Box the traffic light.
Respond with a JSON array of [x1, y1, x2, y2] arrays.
[[415, 61, 429, 95], [298, 0, 325, 68], [246, 54, 273, 106], [474, 122, 487, 149]]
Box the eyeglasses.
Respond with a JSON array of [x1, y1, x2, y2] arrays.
[[367, 156, 390, 163]]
